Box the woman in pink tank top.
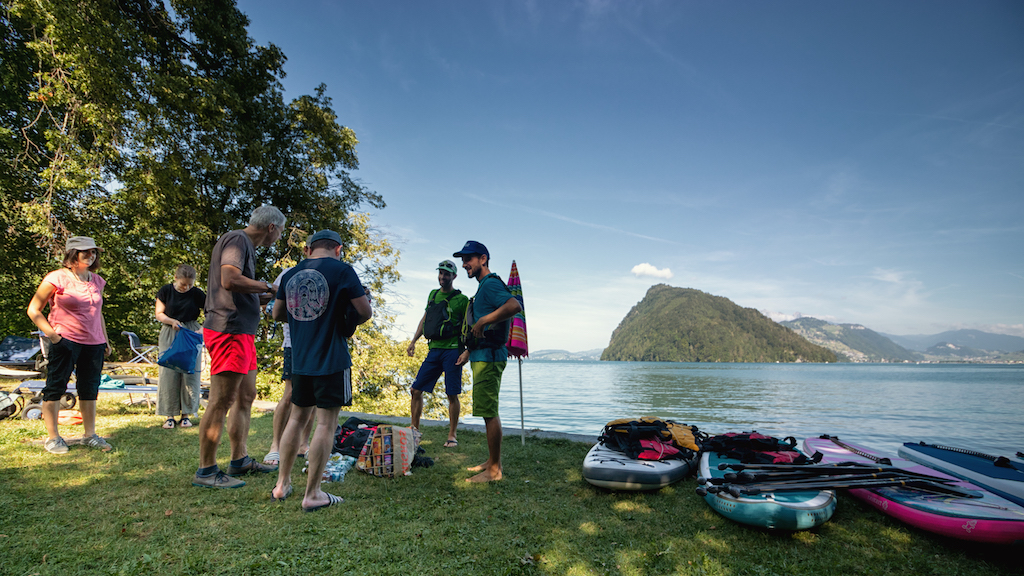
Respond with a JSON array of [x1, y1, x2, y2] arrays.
[[27, 236, 113, 454]]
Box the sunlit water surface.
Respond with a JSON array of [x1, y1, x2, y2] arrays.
[[462, 361, 1023, 457]]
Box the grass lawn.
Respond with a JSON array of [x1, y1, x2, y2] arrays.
[[0, 398, 1019, 576]]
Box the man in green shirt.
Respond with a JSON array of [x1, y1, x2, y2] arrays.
[[406, 260, 470, 447]]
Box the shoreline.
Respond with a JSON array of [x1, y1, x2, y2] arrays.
[[252, 400, 597, 444]]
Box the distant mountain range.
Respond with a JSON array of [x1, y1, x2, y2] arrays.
[[601, 285, 836, 363], [780, 318, 920, 363], [531, 290, 1023, 364], [880, 329, 1024, 353], [784, 321, 1024, 363], [529, 349, 604, 361]]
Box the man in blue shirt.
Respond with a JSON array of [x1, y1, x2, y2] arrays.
[[270, 230, 372, 511], [453, 240, 522, 483]]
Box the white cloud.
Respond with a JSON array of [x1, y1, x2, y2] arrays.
[[631, 263, 673, 279], [761, 310, 804, 323]]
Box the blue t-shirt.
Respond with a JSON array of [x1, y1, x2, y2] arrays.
[[468, 273, 514, 363], [277, 258, 365, 375]]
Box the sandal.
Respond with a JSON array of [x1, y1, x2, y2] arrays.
[[444, 439, 459, 448], [302, 492, 343, 513], [263, 451, 281, 466], [162, 418, 175, 429], [178, 417, 193, 428]]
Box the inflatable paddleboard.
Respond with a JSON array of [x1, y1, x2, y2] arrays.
[[898, 442, 1024, 508], [805, 435, 1024, 544], [582, 442, 696, 491], [698, 451, 836, 530]]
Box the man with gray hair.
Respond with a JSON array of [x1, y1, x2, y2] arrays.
[[193, 205, 285, 489]]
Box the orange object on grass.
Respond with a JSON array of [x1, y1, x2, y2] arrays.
[[58, 410, 83, 425]]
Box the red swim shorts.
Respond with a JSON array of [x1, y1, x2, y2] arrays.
[[204, 328, 257, 375]]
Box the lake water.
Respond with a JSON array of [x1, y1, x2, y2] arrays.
[[462, 361, 1024, 457]]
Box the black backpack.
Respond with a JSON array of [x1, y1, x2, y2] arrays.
[[460, 274, 511, 351], [333, 416, 380, 456], [422, 289, 462, 340]]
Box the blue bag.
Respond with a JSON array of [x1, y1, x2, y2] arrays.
[[157, 328, 204, 374]]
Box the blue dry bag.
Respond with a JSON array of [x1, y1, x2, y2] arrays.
[[157, 328, 204, 374]]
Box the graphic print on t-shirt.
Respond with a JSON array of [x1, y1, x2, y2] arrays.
[[286, 269, 330, 321]]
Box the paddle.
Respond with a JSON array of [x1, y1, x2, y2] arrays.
[[725, 468, 952, 483], [702, 477, 979, 498], [718, 462, 951, 481], [702, 470, 954, 487]]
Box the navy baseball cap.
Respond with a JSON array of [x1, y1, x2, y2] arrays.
[[453, 240, 489, 259], [307, 230, 342, 246]]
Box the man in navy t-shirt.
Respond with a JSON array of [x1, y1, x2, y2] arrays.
[[270, 230, 371, 511]]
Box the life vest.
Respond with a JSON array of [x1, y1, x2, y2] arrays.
[[461, 274, 511, 351], [422, 289, 462, 341], [599, 417, 703, 460], [703, 432, 812, 465]]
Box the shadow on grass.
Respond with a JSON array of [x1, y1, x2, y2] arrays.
[[0, 402, 1020, 575]]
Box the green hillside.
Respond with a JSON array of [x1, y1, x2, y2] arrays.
[[601, 285, 836, 363], [781, 317, 920, 363]]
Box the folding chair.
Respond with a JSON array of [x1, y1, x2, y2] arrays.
[[122, 331, 157, 364]]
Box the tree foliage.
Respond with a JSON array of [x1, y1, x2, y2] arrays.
[[0, 0, 385, 349], [601, 284, 837, 363]]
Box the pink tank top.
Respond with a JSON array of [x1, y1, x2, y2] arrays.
[[44, 269, 107, 345]]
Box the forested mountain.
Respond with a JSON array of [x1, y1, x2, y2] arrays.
[[781, 318, 920, 363], [601, 285, 836, 363]]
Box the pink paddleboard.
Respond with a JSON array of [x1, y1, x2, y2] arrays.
[[803, 435, 1024, 544]]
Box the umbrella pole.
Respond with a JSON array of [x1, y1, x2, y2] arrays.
[[518, 357, 525, 445]]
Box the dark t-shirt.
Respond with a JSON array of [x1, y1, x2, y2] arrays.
[[203, 229, 260, 335], [156, 284, 206, 323], [278, 257, 365, 375]]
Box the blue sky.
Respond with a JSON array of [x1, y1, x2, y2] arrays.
[[237, 0, 1024, 352]]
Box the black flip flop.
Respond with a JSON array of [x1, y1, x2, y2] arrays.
[[270, 485, 293, 502], [302, 492, 343, 513]]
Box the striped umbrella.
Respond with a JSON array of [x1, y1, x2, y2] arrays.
[[506, 261, 528, 444], [506, 261, 528, 358]]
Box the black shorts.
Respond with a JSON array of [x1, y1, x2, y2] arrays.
[[282, 347, 293, 381], [291, 369, 352, 409], [44, 337, 105, 402]]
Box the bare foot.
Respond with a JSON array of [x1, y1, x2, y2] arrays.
[[466, 467, 503, 483], [467, 462, 487, 472], [302, 492, 343, 512], [270, 484, 292, 501]]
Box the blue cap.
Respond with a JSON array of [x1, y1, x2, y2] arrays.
[[453, 240, 489, 259], [307, 230, 342, 246]]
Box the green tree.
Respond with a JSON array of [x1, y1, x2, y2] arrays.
[[1, 0, 383, 349]]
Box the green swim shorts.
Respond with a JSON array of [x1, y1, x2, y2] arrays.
[[471, 360, 506, 418]]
